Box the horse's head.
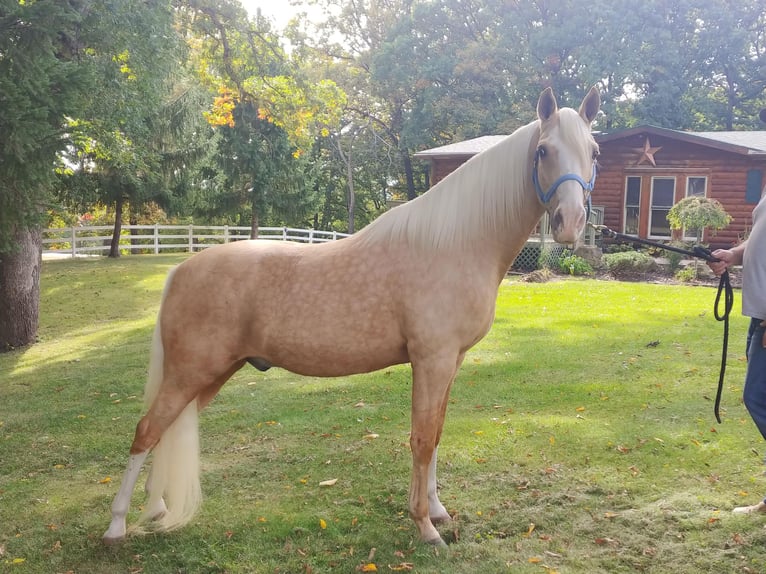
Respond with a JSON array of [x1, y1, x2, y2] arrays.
[[532, 86, 600, 244]]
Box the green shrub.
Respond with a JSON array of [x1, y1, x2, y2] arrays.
[[558, 253, 593, 276], [602, 251, 656, 274], [663, 242, 688, 273], [674, 266, 697, 282]]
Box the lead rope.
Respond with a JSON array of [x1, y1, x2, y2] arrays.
[[591, 225, 734, 423], [712, 268, 734, 423]]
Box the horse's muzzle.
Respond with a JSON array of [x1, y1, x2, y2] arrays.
[[551, 205, 586, 244]]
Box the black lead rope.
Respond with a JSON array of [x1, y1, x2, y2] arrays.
[[592, 225, 734, 423]]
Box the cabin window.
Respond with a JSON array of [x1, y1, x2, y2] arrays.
[[649, 177, 675, 238], [624, 176, 641, 234], [686, 176, 707, 198], [746, 170, 763, 204], [682, 176, 708, 239]]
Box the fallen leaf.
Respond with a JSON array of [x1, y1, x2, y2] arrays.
[[99, 476, 112, 484], [549, 436, 555, 446], [319, 519, 327, 530], [604, 512, 619, 519], [595, 537, 619, 546], [363, 434, 379, 440], [361, 563, 377, 572], [11, 558, 26, 565], [319, 479, 338, 487], [523, 523, 536, 537], [576, 406, 586, 412], [388, 563, 414, 571], [528, 557, 542, 563]]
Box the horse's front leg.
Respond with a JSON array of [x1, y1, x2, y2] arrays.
[[409, 352, 463, 545]]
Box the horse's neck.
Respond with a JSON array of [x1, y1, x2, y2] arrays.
[[489, 197, 546, 277]]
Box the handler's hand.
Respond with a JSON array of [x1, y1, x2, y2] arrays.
[[708, 249, 736, 277]]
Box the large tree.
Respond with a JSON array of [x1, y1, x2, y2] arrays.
[[0, 0, 88, 350], [0, 0, 180, 350]]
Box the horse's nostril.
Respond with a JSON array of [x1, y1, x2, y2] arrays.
[[552, 209, 564, 232]]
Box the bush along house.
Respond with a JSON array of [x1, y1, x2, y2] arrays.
[[415, 125, 766, 250]]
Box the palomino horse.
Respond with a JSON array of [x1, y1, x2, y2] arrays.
[[103, 86, 600, 546]]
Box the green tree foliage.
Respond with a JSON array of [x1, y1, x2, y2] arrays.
[[0, 0, 88, 252], [179, 0, 345, 235], [58, 0, 185, 256]]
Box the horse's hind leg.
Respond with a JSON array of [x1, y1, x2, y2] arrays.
[[102, 388, 196, 544], [103, 353, 246, 544], [427, 448, 450, 524], [103, 451, 149, 544]]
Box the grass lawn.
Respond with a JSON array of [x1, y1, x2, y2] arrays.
[[1, 254, 764, 573]]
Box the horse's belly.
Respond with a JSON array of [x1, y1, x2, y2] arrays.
[[265, 336, 409, 377]]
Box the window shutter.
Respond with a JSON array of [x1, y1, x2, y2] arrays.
[[746, 169, 763, 204]]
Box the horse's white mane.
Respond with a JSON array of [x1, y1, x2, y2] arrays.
[[356, 107, 594, 252], [356, 120, 541, 251]]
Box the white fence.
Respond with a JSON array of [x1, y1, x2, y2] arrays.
[[43, 225, 351, 258], [43, 208, 603, 263]]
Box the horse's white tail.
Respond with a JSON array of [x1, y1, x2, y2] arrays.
[[137, 267, 202, 532]]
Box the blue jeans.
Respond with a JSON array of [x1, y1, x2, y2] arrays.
[[743, 318, 766, 442]]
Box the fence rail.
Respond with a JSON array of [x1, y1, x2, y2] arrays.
[[43, 225, 351, 258]]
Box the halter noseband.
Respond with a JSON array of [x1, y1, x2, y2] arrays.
[[532, 150, 598, 218]]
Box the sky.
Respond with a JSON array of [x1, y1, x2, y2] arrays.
[[239, 1, 309, 29]]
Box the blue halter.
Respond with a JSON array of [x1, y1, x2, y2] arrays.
[[532, 151, 598, 220]]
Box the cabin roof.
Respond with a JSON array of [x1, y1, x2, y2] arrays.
[[413, 135, 509, 159], [414, 126, 766, 159]]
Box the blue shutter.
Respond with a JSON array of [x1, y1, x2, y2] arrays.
[[746, 169, 763, 204]]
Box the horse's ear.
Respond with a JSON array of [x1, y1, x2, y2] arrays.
[[537, 87, 558, 122], [579, 86, 601, 124]]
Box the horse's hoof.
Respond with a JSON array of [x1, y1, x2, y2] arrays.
[[425, 535, 448, 547], [102, 534, 126, 546], [430, 512, 452, 525]]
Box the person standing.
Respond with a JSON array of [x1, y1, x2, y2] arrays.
[[708, 194, 766, 513]]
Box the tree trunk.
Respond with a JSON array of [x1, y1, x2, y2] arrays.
[[0, 227, 42, 351], [109, 197, 123, 258], [129, 204, 138, 255], [402, 150, 417, 200], [250, 196, 259, 239], [345, 146, 355, 234]]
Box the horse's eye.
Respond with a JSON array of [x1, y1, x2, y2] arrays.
[[537, 146, 547, 158]]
